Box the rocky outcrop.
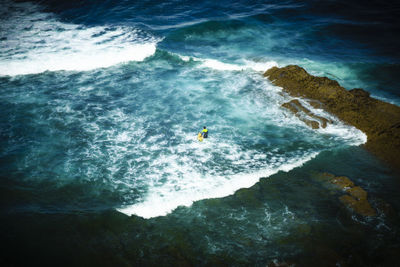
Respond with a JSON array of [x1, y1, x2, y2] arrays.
[[314, 172, 377, 217], [281, 99, 331, 129], [264, 65, 400, 169]]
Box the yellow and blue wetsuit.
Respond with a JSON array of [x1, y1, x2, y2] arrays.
[[202, 128, 208, 138]]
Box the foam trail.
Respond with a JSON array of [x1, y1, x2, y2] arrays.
[[289, 98, 368, 145], [177, 54, 278, 72], [118, 152, 319, 218], [199, 58, 278, 72], [0, 2, 159, 76], [241, 59, 279, 72]]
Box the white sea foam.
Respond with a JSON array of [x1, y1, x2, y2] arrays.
[[241, 59, 279, 72], [200, 59, 245, 71], [177, 54, 278, 73], [282, 97, 368, 146], [199, 58, 278, 72], [118, 151, 318, 219], [0, 2, 159, 76], [318, 123, 367, 145], [0, 42, 157, 76]]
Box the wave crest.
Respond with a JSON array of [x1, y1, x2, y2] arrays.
[[0, 2, 159, 76]]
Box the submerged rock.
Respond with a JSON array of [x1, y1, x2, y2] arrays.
[[339, 195, 377, 217], [264, 65, 400, 169], [312, 172, 336, 182], [321, 173, 377, 216], [313, 172, 377, 217], [346, 186, 368, 201], [330, 176, 354, 190]]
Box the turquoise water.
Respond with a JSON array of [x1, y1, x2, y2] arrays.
[[1, 0, 400, 265]]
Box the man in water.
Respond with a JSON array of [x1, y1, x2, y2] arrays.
[[201, 126, 208, 138]]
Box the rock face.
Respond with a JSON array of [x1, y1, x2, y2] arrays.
[[265, 65, 400, 169]]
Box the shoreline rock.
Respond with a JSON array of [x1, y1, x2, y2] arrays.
[[264, 65, 400, 170]]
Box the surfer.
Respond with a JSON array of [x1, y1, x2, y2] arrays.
[[201, 126, 208, 138]]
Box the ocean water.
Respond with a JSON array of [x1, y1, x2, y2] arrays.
[[1, 0, 400, 265]]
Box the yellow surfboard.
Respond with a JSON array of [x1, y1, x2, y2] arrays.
[[198, 132, 203, 142]]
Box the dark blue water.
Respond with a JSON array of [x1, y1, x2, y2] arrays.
[[1, 0, 400, 265]]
